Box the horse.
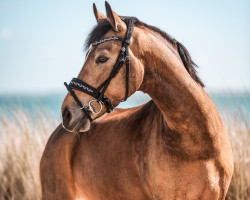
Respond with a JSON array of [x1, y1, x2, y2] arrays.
[[40, 2, 233, 199]]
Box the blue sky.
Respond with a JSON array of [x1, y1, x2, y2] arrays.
[[0, 0, 249, 94]]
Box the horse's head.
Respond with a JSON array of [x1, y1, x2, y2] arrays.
[[61, 2, 144, 132]]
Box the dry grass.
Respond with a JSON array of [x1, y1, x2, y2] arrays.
[[0, 110, 57, 200], [0, 110, 249, 199], [224, 115, 250, 200]]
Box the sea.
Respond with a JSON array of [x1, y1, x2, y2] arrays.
[[0, 91, 249, 122]]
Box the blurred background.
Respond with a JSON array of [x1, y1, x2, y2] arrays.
[[0, 0, 249, 199], [0, 0, 250, 117]]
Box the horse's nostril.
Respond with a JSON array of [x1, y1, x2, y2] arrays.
[[62, 107, 71, 124]]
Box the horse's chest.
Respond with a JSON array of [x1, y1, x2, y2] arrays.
[[72, 133, 150, 200]]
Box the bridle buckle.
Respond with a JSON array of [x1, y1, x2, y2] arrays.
[[87, 99, 103, 114]]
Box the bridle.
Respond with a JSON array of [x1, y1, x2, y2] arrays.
[[64, 24, 133, 122]]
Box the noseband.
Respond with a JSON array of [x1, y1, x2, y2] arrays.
[[64, 28, 132, 122]]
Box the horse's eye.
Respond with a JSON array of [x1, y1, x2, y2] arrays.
[[96, 56, 108, 64]]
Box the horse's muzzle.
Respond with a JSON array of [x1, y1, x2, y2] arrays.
[[61, 106, 91, 133]]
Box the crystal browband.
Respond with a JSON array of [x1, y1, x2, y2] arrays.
[[92, 37, 119, 46]]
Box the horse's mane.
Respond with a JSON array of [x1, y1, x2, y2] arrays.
[[85, 17, 204, 87]]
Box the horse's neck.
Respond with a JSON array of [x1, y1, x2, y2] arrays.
[[140, 30, 204, 128], [137, 28, 224, 156]]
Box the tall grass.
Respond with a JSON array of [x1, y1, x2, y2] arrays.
[[0, 110, 249, 199], [225, 115, 250, 200], [0, 111, 57, 200]]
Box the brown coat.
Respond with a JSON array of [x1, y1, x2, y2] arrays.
[[40, 2, 233, 200]]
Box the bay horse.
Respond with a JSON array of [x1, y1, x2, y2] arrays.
[[40, 2, 233, 199]]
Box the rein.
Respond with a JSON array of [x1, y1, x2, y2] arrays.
[[64, 25, 133, 122]]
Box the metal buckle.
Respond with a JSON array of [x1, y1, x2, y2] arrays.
[[87, 99, 103, 114], [121, 47, 126, 52]]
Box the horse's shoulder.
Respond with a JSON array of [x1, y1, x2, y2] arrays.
[[46, 124, 69, 144], [42, 124, 77, 159], [95, 106, 141, 123], [95, 101, 156, 124]]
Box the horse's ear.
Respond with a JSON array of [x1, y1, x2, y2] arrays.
[[93, 3, 106, 24], [105, 1, 126, 32]]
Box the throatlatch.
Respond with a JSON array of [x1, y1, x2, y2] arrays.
[[64, 27, 132, 121]]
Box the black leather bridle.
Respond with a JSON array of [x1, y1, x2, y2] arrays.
[[64, 28, 132, 122]]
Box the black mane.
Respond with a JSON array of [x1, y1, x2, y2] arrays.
[[85, 17, 204, 87]]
